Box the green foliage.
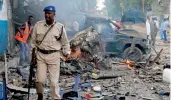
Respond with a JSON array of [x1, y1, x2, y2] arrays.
[[105, 0, 153, 18], [145, 0, 153, 5]]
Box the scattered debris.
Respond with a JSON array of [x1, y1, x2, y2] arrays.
[[93, 85, 101, 92], [7, 85, 36, 94], [0, 27, 169, 100], [149, 49, 163, 66]]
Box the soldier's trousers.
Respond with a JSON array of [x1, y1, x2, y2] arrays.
[[36, 51, 61, 100], [163, 30, 167, 41], [151, 32, 157, 46]]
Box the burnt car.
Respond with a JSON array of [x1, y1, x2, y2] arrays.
[[84, 15, 150, 61]]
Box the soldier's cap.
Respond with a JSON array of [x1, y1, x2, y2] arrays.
[[44, 6, 56, 12]]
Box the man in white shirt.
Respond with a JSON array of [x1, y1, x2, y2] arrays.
[[146, 16, 151, 39], [161, 18, 169, 42], [151, 17, 158, 46], [73, 21, 79, 32]]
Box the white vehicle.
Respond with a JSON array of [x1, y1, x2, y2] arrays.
[[163, 68, 171, 100]]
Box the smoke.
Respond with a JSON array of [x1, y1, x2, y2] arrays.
[[45, 0, 85, 26], [43, 0, 107, 38], [96, 0, 106, 10]]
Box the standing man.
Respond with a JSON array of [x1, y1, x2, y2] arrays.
[[30, 6, 70, 100], [161, 18, 169, 42], [154, 17, 159, 30], [150, 17, 158, 46], [73, 21, 79, 32], [146, 16, 151, 45], [15, 16, 34, 67], [159, 18, 164, 40]]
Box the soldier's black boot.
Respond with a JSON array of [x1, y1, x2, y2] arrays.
[[37, 93, 43, 100], [36, 82, 44, 100]]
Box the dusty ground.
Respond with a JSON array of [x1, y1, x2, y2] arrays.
[[105, 34, 170, 100], [0, 34, 170, 100], [96, 34, 170, 100]]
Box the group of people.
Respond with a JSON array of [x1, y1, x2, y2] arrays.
[[146, 16, 170, 46], [15, 6, 70, 100]]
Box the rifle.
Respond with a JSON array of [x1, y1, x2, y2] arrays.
[[28, 48, 36, 100]]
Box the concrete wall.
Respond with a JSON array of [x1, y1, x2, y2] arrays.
[[7, 0, 15, 54]]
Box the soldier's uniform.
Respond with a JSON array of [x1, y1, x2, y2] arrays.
[[150, 19, 158, 46], [30, 6, 70, 99]]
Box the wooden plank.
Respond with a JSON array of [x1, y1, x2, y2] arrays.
[[7, 85, 36, 94], [130, 38, 136, 53], [4, 52, 8, 84], [149, 49, 163, 67], [145, 54, 152, 67]]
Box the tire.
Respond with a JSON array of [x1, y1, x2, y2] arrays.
[[123, 47, 142, 62]]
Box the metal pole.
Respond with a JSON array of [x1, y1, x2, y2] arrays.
[[169, 1, 171, 100], [2, 73, 7, 100], [169, 83, 171, 100], [4, 52, 8, 84]]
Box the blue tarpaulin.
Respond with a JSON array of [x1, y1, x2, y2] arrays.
[[0, 20, 8, 55]]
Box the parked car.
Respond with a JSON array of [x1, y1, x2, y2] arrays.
[[84, 15, 150, 61]]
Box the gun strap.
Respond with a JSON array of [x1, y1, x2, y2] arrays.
[[38, 22, 56, 46], [57, 26, 63, 41]]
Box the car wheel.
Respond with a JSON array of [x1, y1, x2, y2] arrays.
[[123, 47, 142, 62]]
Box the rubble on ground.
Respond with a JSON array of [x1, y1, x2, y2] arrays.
[[0, 29, 169, 100], [6, 53, 170, 99], [60, 27, 114, 74]]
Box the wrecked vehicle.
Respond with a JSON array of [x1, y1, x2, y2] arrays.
[[84, 15, 150, 61]]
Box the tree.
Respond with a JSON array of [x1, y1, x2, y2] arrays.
[[105, 0, 153, 18], [119, 0, 152, 12], [145, 0, 153, 5]]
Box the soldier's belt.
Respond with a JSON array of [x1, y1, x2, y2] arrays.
[[37, 48, 59, 54]]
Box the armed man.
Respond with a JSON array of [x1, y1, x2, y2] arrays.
[[30, 6, 70, 100]]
